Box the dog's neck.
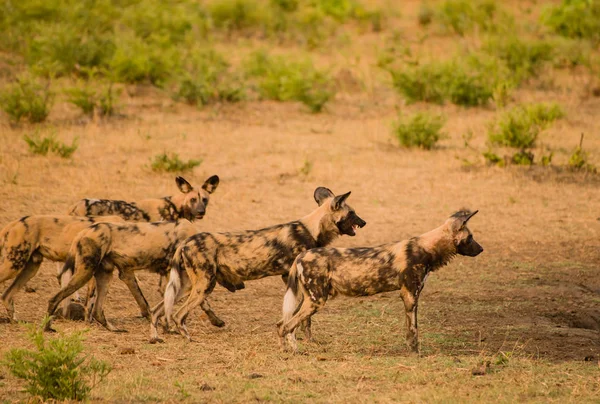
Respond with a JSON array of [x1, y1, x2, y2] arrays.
[[136, 196, 187, 221], [411, 224, 457, 272], [300, 202, 340, 247]]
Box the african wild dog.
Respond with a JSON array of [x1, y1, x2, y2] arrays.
[[0, 215, 124, 321], [278, 210, 483, 353], [149, 187, 366, 343], [69, 175, 220, 222], [45, 219, 230, 332], [69, 175, 220, 296]]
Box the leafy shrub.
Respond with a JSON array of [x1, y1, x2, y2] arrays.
[[482, 36, 555, 82], [568, 134, 596, 172], [388, 55, 503, 106], [245, 51, 335, 112], [435, 0, 512, 36], [65, 86, 96, 116], [511, 150, 534, 165], [174, 49, 245, 106], [24, 130, 78, 158], [151, 153, 202, 172], [418, 2, 434, 26], [393, 112, 446, 149], [97, 83, 121, 116], [488, 103, 564, 149], [2, 317, 111, 401], [542, 0, 600, 42], [0, 75, 54, 123], [209, 0, 268, 32]]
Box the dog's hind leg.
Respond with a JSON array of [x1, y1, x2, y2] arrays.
[[91, 266, 125, 332], [1, 251, 43, 322], [118, 270, 150, 319], [279, 298, 321, 353], [172, 274, 216, 341], [46, 264, 94, 331], [200, 300, 224, 327]]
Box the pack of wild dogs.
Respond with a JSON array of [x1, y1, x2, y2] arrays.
[[0, 175, 483, 353]]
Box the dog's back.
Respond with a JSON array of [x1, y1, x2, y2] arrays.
[[69, 199, 151, 221]]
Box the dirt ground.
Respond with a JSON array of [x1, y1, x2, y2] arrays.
[[1, 1, 600, 402]]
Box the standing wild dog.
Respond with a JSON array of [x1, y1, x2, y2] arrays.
[[69, 175, 220, 294], [46, 220, 228, 332], [149, 187, 367, 343], [69, 175, 220, 222], [278, 210, 483, 353], [0, 215, 124, 321]]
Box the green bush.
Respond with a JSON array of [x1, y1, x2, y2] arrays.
[[24, 130, 78, 158], [151, 153, 202, 172], [482, 36, 555, 82], [568, 134, 596, 172], [0, 75, 54, 123], [543, 0, 600, 42], [488, 102, 564, 149], [418, 2, 434, 26], [245, 51, 335, 112], [435, 0, 513, 36], [393, 112, 446, 149], [2, 317, 111, 401], [65, 86, 97, 116], [174, 49, 245, 106], [388, 55, 503, 106], [209, 0, 269, 32]]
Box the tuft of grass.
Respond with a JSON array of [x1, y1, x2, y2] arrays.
[[24, 130, 78, 158], [65, 85, 96, 116], [542, 0, 600, 42], [418, 2, 434, 26], [151, 153, 202, 172], [2, 317, 111, 401], [488, 103, 564, 149], [568, 133, 596, 172], [511, 150, 534, 165], [393, 111, 446, 150], [245, 51, 335, 112], [388, 55, 504, 106], [435, 0, 513, 36], [0, 75, 54, 123], [174, 48, 245, 107]]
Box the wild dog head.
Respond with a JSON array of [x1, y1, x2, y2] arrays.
[[314, 187, 366, 237], [174, 175, 220, 221], [448, 210, 483, 257]]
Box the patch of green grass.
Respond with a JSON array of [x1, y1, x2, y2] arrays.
[[488, 102, 564, 149], [65, 82, 121, 117], [542, 0, 600, 42], [2, 317, 111, 401], [150, 152, 202, 172], [174, 48, 245, 107], [568, 134, 596, 172], [245, 50, 335, 112], [24, 130, 78, 158], [393, 111, 446, 150], [65, 85, 96, 116], [0, 74, 54, 123], [435, 0, 513, 36]]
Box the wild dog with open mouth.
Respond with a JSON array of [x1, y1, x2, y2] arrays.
[[45, 219, 218, 332], [0, 215, 124, 321], [149, 187, 366, 342], [69, 175, 220, 222], [278, 210, 483, 353]]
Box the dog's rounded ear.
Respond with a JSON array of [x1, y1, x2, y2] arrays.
[[331, 191, 351, 211], [450, 209, 479, 232], [176, 176, 193, 193], [314, 187, 334, 206], [202, 175, 220, 194]]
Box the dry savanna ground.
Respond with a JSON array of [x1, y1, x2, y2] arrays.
[[1, 0, 600, 402]]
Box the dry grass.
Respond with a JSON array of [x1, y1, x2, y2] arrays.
[[1, 0, 600, 402]]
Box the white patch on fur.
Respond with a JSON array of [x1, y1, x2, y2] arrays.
[[282, 287, 297, 323], [163, 267, 181, 322], [296, 261, 304, 276]]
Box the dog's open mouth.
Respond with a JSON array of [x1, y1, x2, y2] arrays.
[[196, 214, 205, 220]]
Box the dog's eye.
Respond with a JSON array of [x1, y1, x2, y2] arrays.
[[202, 198, 208, 204], [190, 198, 197, 203]]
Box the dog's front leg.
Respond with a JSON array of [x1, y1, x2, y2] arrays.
[[400, 289, 419, 353]]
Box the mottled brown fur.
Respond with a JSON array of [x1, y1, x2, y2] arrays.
[[278, 210, 483, 353], [149, 187, 366, 342], [0, 215, 124, 321], [45, 220, 204, 332], [68, 176, 219, 222]]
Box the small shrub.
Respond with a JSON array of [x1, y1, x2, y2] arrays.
[[65, 86, 97, 116], [568, 134, 596, 172], [24, 130, 78, 158], [2, 317, 111, 401], [511, 149, 534, 165], [0, 75, 54, 123], [393, 112, 446, 149], [151, 153, 202, 172], [483, 36, 555, 82], [488, 103, 564, 149], [435, 0, 512, 36], [542, 0, 600, 42], [245, 51, 335, 112], [209, 0, 267, 32], [98, 83, 121, 116], [418, 3, 434, 26], [483, 150, 504, 166]]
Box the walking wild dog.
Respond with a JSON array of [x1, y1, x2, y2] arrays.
[[46, 219, 213, 332], [149, 187, 366, 343], [278, 210, 483, 353], [0, 215, 123, 321], [69, 175, 220, 222]]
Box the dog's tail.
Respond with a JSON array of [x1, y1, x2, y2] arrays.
[[281, 258, 303, 326], [164, 244, 185, 324]]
